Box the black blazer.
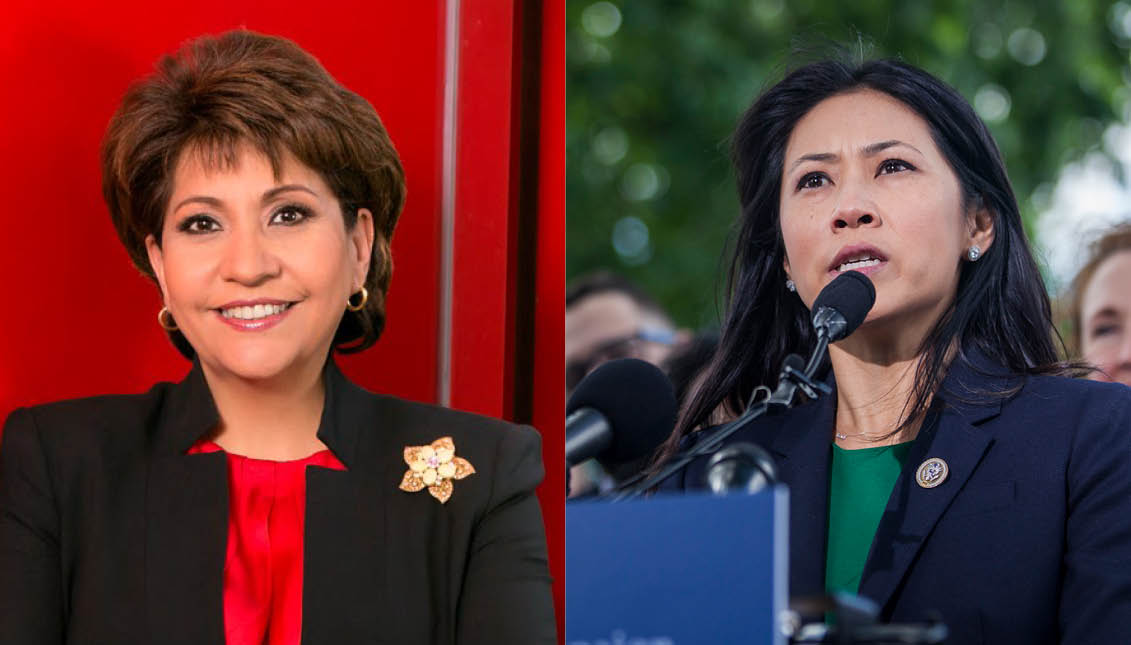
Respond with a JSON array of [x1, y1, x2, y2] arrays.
[[0, 359, 556, 644], [661, 351, 1131, 643]]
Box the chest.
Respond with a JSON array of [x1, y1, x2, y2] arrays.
[[55, 452, 477, 645]]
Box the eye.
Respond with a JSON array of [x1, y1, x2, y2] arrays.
[[796, 172, 830, 191], [877, 158, 915, 176], [177, 214, 220, 234], [1091, 323, 1120, 339], [270, 204, 313, 226]]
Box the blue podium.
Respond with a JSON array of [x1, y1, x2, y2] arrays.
[[566, 488, 789, 645]]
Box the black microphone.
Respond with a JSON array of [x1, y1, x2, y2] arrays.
[[614, 274, 877, 500], [811, 270, 876, 342], [565, 358, 677, 468]]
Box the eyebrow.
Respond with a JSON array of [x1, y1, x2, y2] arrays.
[[171, 195, 223, 213], [262, 184, 318, 201], [170, 184, 318, 214], [788, 139, 924, 173], [1088, 307, 1122, 324]]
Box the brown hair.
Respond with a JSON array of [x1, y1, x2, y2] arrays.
[[1070, 223, 1131, 352], [101, 30, 406, 358]]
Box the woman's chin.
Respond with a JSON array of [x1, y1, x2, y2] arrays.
[[204, 344, 308, 383], [829, 306, 905, 349]]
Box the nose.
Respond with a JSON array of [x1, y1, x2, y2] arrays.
[[833, 208, 878, 229], [830, 180, 881, 231], [219, 225, 281, 286], [1116, 330, 1131, 368]]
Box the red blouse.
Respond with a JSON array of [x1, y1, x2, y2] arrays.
[[188, 439, 347, 645]]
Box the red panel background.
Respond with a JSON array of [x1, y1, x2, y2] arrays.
[[0, 0, 564, 638], [449, 0, 564, 630], [450, 0, 513, 418], [533, 2, 566, 638]]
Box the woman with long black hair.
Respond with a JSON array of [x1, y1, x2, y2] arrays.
[[657, 58, 1131, 642]]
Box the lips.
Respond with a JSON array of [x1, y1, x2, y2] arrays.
[[828, 244, 888, 274], [213, 298, 297, 331]]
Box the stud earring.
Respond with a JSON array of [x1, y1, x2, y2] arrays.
[[967, 246, 982, 262], [785, 279, 796, 292]]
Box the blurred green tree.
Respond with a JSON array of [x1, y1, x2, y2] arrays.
[[567, 0, 1131, 327]]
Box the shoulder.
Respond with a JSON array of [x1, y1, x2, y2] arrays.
[[2, 383, 176, 456], [1018, 371, 1131, 402], [367, 393, 540, 451], [358, 392, 545, 489], [1, 384, 183, 497], [1004, 373, 1131, 428], [368, 393, 530, 438], [1020, 375, 1131, 453], [8, 385, 172, 425], [979, 374, 1131, 480]]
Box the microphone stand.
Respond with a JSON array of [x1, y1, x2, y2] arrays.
[[611, 328, 833, 501]]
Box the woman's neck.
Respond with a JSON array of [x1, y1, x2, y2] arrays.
[[827, 333, 928, 449], [198, 357, 329, 461]]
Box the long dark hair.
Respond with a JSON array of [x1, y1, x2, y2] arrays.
[[655, 58, 1071, 465]]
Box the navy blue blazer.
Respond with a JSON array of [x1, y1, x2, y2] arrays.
[[0, 359, 556, 644], [662, 352, 1131, 643]]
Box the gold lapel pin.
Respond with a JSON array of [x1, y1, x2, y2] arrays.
[[916, 457, 949, 488], [399, 436, 476, 504]]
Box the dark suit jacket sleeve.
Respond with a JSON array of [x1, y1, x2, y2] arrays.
[[455, 424, 556, 644], [0, 408, 64, 645], [1059, 392, 1131, 640]]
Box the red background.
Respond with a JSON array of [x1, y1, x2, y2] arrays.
[[0, 0, 564, 637]]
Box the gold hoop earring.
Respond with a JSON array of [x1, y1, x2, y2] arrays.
[[157, 307, 178, 331], [347, 287, 369, 312]]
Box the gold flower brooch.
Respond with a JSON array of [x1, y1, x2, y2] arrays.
[[399, 436, 475, 503]]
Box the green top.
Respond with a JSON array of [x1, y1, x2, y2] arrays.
[[824, 441, 913, 595]]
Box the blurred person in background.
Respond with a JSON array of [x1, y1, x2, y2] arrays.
[[1070, 223, 1131, 387], [565, 271, 688, 496], [565, 271, 688, 395]]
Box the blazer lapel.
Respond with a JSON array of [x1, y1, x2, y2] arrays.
[[301, 360, 388, 644], [144, 452, 229, 642], [144, 360, 228, 643], [301, 467, 387, 643], [763, 393, 836, 599], [857, 352, 1008, 613]]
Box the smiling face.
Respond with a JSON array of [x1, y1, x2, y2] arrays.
[[779, 89, 994, 340], [145, 143, 374, 382], [1080, 250, 1131, 385]]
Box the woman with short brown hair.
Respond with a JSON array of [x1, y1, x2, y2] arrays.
[[0, 30, 555, 645], [102, 29, 405, 357]]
